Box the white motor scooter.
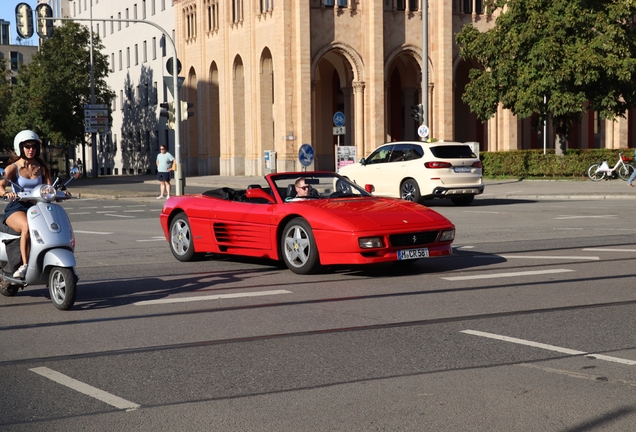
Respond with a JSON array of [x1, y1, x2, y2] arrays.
[[0, 167, 80, 310]]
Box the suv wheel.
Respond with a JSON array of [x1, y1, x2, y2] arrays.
[[400, 179, 421, 202]]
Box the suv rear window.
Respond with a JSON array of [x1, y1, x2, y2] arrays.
[[429, 145, 476, 159]]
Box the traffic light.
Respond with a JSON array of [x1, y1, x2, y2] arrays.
[[411, 104, 424, 123], [159, 102, 175, 130], [180, 101, 194, 120], [15, 3, 34, 39], [35, 4, 54, 39]]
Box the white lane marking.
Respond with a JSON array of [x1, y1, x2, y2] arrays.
[[555, 215, 618, 220], [583, 248, 636, 253], [461, 330, 636, 366], [442, 269, 574, 281], [74, 230, 114, 235], [474, 255, 599, 261], [105, 214, 135, 218], [96, 211, 117, 214], [103, 206, 122, 208], [68, 212, 90, 215], [123, 210, 147, 213], [456, 245, 475, 249], [134, 289, 292, 306], [29, 367, 140, 411], [78, 206, 98, 209], [464, 211, 503, 214], [136, 237, 166, 242]]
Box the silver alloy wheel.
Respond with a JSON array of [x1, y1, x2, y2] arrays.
[[171, 218, 191, 257], [48, 267, 76, 310], [401, 180, 418, 201], [283, 225, 311, 269]]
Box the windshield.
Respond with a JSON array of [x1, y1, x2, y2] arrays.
[[269, 173, 373, 202]]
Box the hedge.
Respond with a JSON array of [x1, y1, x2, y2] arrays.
[[480, 149, 636, 178]]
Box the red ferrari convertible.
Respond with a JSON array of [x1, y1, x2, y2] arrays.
[[159, 172, 455, 274]]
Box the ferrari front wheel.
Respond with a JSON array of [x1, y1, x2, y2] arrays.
[[281, 218, 321, 274]]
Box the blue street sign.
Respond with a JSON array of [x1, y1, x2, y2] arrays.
[[333, 111, 345, 127], [298, 144, 315, 167]]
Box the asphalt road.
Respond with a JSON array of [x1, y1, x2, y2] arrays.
[[1, 193, 636, 431]]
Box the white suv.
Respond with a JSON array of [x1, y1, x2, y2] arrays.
[[338, 141, 484, 205]]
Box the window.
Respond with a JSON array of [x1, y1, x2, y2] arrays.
[[232, 0, 243, 22], [152, 37, 157, 59], [463, 0, 484, 14], [134, 4, 138, 20], [96, 23, 99, 36], [125, 9, 129, 27], [151, 0, 156, 15], [120, 90, 124, 110], [118, 50, 122, 70], [143, 41, 147, 62], [10, 51, 22, 71], [134, 44, 138, 65], [395, 0, 405, 11], [142, 0, 147, 19], [323, 0, 334, 6], [162, 0, 166, 11], [161, 35, 166, 57], [110, 16, 114, 34], [118, 13, 121, 30], [111, 53, 115, 72], [103, 20, 106, 37], [153, 82, 158, 104], [408, 0, 418, 11], [186, 7, 197, 39], [126, 47, 130, 68], [260, 0, 273, 13]]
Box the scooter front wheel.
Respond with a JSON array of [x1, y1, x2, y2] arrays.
[[49, 267, 77, 310]]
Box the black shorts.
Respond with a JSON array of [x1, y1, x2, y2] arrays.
[[5, 200, 34, 219], [157, 172, 171, 182]]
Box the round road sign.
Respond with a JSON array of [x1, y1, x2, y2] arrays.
[[298, 144, 314, 167]]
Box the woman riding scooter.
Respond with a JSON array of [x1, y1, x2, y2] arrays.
[[0, 130, 52, 279]]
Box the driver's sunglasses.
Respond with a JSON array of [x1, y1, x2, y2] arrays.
[[298, 185, 310, 190]]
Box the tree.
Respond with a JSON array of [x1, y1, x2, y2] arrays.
[[456, 0, 636, 154], [6, 21, 113, 149], [0, 59, 14, 150]]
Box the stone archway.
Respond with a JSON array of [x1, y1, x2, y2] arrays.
[[386, 52, 421, 142], [259, 48, 274, 173], [206, 61, 221, 175], [454, 59, 485, 150], [185, 67, 199, 176], [232, 55, 246, 175]]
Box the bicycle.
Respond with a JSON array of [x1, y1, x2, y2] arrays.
[[587, 152, 635, 181]]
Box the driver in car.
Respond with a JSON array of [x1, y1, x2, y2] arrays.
[[286, 177, 311, 202]]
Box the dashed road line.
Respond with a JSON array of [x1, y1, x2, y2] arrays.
[[583, 248, 636, 253], [474, 255, 599, 261], [104, 214, 135, 218], [74, 230, 114, 235], [442, 269, 574, 281], [461, 330, 636, 366], [30, 367, 140, 411], [134, 289, 292, 306]]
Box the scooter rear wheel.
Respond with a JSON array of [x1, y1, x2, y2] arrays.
[[49, 267, 77, 310]]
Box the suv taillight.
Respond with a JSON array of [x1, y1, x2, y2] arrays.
[[424, 161, 452, 169], [471, 161, 482, 168]]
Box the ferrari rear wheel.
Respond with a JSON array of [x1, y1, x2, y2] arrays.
[[281, 218, 321, 274], [169, 212, 201, 262], [401, 179, 421, 202]]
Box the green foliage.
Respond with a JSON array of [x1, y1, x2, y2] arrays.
[[457, 0, 636, 150], [5, 21, 113, 148], [481, 149, 634, 178], [0, 59, 13, 150]]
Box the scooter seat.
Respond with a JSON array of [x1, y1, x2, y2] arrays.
[[0, 216, 20, 237]]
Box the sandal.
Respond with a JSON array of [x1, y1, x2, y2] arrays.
[[629, 183, 634, 187]]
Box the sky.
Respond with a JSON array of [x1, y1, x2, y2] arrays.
[[1, 1, 40, 46]]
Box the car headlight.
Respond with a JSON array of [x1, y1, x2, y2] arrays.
[[439, 229, 455, 242], [40, 185, 56, 201], [359, 237, 384, 248]]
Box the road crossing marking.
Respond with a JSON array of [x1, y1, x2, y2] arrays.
[[137, 237, 165, 242], [74, 230, 114, 235], [104, 213, 135, 218], [461, 330, 636, 366], [134, 289, 292, 306], [474, 255, 599, 261], [583, 248, 636, 253], [442, 269, 574, 281], [29, 367, 140, 411]]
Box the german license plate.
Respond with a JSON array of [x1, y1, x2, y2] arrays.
[[454, 167, 471, 173], [397, 247, 429, 260]]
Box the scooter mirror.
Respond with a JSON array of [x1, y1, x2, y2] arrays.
[[69, 167, 80, 179]]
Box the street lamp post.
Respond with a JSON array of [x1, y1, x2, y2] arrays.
[[422, 0, 428, 136]]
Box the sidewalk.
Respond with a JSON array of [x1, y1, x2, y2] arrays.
[[68, 174, 636, 200]]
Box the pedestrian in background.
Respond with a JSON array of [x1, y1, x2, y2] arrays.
[[627, 149, 636, 187], [156, 146, 175, 199]]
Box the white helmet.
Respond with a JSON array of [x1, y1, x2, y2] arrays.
[[13, 130, 42, 158]]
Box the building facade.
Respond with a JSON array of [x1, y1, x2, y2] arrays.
[[171, 0, 636, 178], [64, 0, 175, 176]]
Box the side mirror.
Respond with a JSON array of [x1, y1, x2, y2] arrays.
[[246, 187, 276, 204], [360, 158, 366, 165], [365, 184, 375, 193], [69, 167, 80, 179]]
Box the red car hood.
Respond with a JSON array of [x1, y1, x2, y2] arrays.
[[301, 198, 451, 230]]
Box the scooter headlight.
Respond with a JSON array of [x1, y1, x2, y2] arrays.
[[40, 185, 56, 201]]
